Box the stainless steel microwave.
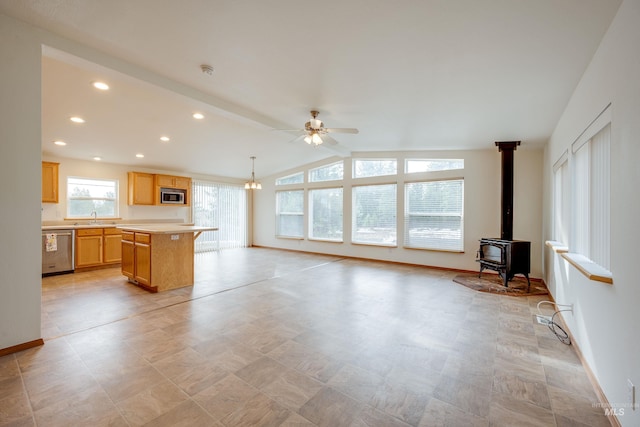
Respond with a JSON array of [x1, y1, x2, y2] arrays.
[[160, 188, 185, 204]]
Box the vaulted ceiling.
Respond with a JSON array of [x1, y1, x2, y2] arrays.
[[0, 0, 621, 179]]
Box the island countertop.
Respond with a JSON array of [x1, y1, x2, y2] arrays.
[[116, 225, 218, 234]]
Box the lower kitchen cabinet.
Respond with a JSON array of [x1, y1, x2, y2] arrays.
[[75, 227, 122, 269]]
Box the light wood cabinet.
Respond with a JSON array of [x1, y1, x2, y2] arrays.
[[76, 229, 103, 267], [120, 229, 195, 293], [42, 161, 59, 203], [121, 234, 135, 279], [134, 234, 151, 286], [103, 228, 123, 263], [127, 172, 191, 206], [75, 227, 122, 269], [127, 172, 155, 205], [155, 174, 191, 190]]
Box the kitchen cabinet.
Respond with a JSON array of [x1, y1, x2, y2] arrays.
[[119, 225, 215, 292], [103, 228, 123, 263], [127, 172, 155, 205], [42, 161, 59, 203], [134, 233, 151, 286], [127, 172, 191, 206], [155, 174, 191, 190], [76, 229, 103, 268], [76, 227, 122, 269]]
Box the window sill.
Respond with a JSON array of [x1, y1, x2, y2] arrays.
[[561, 252, 613, 285], [404, 246, 464, 253], [545, 240, 569, 253], [276, 236, 304, 240]]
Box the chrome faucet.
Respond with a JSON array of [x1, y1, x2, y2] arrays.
[[90, 211, 97, 224]]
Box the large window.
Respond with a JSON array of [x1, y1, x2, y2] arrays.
[[553, 153, 570, 245], [352, 184, 397, 245], [572, 122, 610, 269], [353, 159, 397, 178], [276, 172, 304, 185], [67, 177, 118, 218], [192, 181, 247, 251], [309, 188, 343, 241], [404, 180, 464, 251], [276, 190, 304, 238], [309, 161, 343, 182], [406, 159, 464, 173]]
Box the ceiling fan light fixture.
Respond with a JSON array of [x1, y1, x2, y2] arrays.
[[304, 135, 312, 144], [312, 133, 322, 145], [309, 118, 322, 129]]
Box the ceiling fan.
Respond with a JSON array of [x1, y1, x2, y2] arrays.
[[281, 110, 359, 147]]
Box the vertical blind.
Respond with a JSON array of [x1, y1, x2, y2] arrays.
[[276, 190, 304, 237], [404, 179, 464, 251], [192, 180, 247, 252], [352, 184, 397, 245], [590, 124, 610, 269], [309, 187, 343, 241], [553, 156, 570, 245], [572, 123, 610, 269]]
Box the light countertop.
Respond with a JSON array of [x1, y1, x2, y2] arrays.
[[116, 225, 218, 234]]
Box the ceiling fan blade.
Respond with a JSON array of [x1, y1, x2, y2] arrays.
[[272, 128, 305, 132], [325, 128, 359, 134], [321, 134, 339, 145], [287, 134, 306, 144]]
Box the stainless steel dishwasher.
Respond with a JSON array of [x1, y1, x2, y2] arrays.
[[42, 229, 75, 276]]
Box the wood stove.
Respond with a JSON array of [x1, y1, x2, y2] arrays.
[[477, 238, 530, 289], [477, 141, 531, 290]]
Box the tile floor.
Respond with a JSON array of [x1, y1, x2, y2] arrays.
[[1, 248, 611, 426]]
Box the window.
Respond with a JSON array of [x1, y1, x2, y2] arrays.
[[353, 159, 397, 178], [67, 177, 118, 218], [192, 181, 247, 251], [309, 188, 343, 241], [276, 190, 304, 238], [405, 180, 464, 251], [552, 152, 570, 244], [572, 120, 610, 269], [276, 172, 304, 185], [309, 161, 343, 182], [406, 159, 464, 173], [352, 184, 397, 245]]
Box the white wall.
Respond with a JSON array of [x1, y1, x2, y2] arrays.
[[254, 148, 544, 277], [543, 0, 640, 424], [0, 14, 43, 350]]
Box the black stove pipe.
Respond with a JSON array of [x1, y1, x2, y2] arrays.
[[495, 141, 520, 241]]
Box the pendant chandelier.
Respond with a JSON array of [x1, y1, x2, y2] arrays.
[[244, 156, 262, 190]]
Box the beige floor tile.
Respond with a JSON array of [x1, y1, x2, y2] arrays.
[[21, 248, 607, 427], [419, 397, 489, 427], [140, 399, 218, 427], [116, 379, 190, 426], [299, 387, 364, 427], [489, 392, 556, 427], [192, 374, 260, 421]]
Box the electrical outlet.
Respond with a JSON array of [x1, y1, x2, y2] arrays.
[[629, 379, 636, 410], [536, 314, 552, 325]]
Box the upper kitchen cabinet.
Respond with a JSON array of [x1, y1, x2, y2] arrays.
[[42, 161, 59, 203], [127, 172, 191, 206], [155, 174, 191, 190], [127, 172, 155, 205]]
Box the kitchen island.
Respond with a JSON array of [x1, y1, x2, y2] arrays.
[[117, 225, 217, 292]]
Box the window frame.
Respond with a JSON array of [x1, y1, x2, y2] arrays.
[[275, 189, 305, 239], [352, 158, 398, 179], [403, 178, 464, 252], [308, 186, 344, 242], [66, 176, 119, 219], [351, 183, 398, 247]]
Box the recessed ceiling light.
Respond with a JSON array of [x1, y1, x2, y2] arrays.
[[193, 113, 204, 120], [53, 140, 66, 146], [70, 116, 85, 123], [92, 81, 109, 90], [93, 156, 101, 161], [160, 136, 170, 142], [136, 153, 144, 158]]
